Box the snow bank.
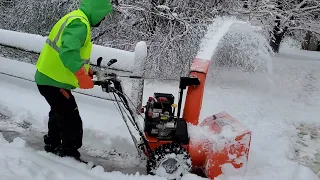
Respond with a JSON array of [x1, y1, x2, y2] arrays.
[[0, 28, 147, 72], [0, 134, 203, 180], [0, 135, 163, 180]]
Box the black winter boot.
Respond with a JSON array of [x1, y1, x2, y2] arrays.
[[54, 145, 90, 164], [54, 145, 82, 160], [43, 134, 61, 153]]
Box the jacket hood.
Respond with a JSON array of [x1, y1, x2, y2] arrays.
[[79, 0, 113, 26]]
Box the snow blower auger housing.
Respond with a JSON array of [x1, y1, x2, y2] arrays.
[[93, 58, 252, 180]]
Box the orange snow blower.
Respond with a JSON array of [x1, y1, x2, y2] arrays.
[[93, 58, 252, 180]]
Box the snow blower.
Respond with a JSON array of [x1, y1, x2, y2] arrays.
[[93, 58, 252, 180]]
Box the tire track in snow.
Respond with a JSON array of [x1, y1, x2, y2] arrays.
[[290, 68, 320, 177]]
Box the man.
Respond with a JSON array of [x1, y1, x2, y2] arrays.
[[34, 0, 113, 162]]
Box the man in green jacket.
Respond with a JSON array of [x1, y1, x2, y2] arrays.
[[35, 0, 113, 162]]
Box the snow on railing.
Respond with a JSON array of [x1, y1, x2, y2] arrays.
[[0, 29, 148, 110]]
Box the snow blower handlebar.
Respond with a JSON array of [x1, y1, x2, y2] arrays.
[[92, 57, 119, 92], [92, 57, 153, 155]]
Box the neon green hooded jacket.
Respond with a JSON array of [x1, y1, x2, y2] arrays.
[[35, 0, 113, 90]]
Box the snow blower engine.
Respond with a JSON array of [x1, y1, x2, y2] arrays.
[[93, 57, 252, 180], [143, 93, 177, 139], [143, 79, 198, 143]]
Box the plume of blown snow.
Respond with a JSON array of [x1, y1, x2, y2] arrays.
[[205, 19, 274, 95], [210, 21, 274, 74]]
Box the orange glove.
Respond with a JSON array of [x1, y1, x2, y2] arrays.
[[74, 66, 94, 89]]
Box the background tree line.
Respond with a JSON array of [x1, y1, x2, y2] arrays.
[[0, 0, 319, 78]]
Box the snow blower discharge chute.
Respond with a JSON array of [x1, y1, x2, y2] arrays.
[[93, 57, 252, 180]]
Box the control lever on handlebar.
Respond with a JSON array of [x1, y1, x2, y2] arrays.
[[92, 57, 118, 76], [97, 57, 103, 67], [96, 57, 117, 67], [107, 59, 117, 66], [92, 56, 119, 93]]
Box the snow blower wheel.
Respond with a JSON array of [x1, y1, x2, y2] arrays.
[[147, 143, 192, 180]]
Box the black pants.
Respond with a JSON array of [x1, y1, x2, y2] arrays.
[[37, 85, 83, 150]]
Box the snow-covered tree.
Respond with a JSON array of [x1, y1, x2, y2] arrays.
[[89, 0, 246, 78], [1, 0, 247, 78], [4, 0, 319, 78], [232, 0, 320, 52]]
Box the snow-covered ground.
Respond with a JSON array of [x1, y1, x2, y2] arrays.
[[1, 46, 320, 180], [1, 18, 320, 180]]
